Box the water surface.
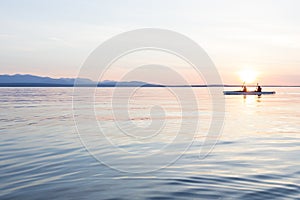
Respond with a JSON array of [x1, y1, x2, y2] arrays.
[[1, 87, 300, 199]]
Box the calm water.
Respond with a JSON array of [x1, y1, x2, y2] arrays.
[[1, 87, 300, 199]]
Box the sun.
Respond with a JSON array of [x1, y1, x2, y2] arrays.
[[238, 69, 258, 83]]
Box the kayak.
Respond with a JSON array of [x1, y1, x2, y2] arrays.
[[223, 91, 276, 95]]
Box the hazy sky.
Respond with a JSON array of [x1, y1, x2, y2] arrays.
[[0, 0, 299, 85]]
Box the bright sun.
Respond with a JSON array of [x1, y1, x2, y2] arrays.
[[238, 69, 258, 83]]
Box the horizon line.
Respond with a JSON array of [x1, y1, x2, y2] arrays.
[[0, 83, 300, 88], [0, 73, 299, 87]]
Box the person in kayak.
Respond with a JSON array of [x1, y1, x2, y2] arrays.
[[242, 85, 247, 92], [256, 83, 262, 92]]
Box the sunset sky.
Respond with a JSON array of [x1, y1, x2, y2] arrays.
[[0, 0, 299, 85]]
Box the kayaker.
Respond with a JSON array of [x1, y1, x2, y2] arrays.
[[256, 83, 262, 92], [242, 85, 247, 92]]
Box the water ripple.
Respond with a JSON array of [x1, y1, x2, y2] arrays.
[[0, 87, 300, 199]]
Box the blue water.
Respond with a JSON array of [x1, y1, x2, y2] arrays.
[[1, 87, 300, 199]]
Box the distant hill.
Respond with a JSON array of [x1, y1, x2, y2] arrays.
[[98, 80, 161, 87], [0, 74, 159, 87], [0, 74, 95, 86]]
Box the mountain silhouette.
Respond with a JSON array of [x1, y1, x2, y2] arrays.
[[0, 74, 159, 87]]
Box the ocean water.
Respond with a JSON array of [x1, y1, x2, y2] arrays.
[[1, 87, 300, 199]]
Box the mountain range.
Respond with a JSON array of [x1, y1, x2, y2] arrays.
[[0, 74, 297, 87], [0, 74, 160, 87]]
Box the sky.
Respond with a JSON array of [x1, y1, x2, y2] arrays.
[[0, 0, 299, 85]]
